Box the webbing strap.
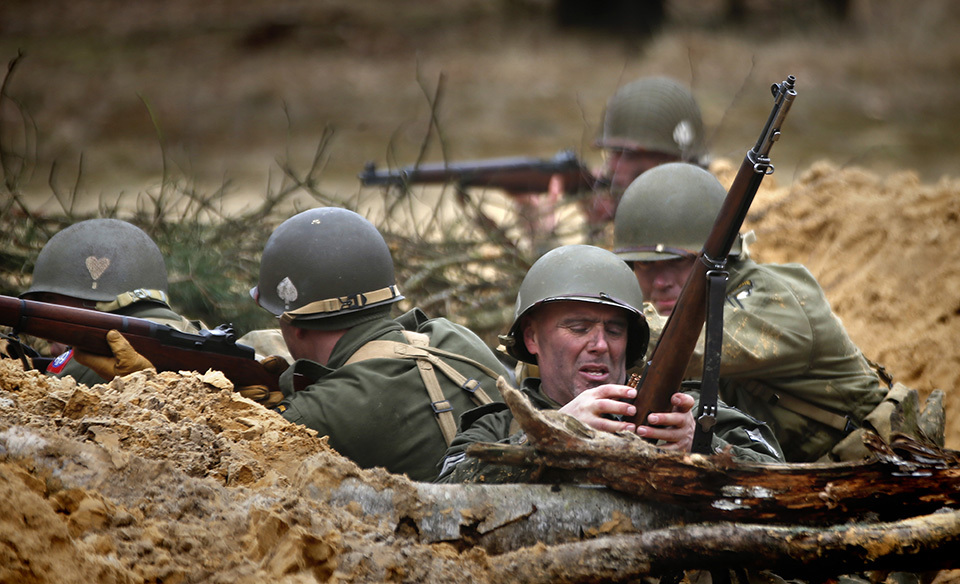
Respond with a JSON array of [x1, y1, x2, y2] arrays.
[[744, 380, 854, 433], [344, 331, 495, 446], [772, 391, 854, 432], [281, 285, 401, 321], [94, 288, 169, 312]]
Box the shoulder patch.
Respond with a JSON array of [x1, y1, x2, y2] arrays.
[[46, 349, 74, 375]]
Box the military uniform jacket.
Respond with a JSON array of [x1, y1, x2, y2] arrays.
[[657, 257, 887, 462], [276, 308, 507, 482], [435, 377, 784, 484], [47, 302, 199, 387]]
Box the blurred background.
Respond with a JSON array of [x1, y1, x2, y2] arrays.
[[2, 0, 958, 208], [2, 0, 959, 341]]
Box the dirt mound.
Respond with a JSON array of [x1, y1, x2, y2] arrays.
[[0, 361, 481, 583]]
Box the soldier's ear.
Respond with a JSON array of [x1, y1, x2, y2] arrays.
[[522, 321, 540, 358]]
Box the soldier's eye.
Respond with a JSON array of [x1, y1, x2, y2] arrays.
[[605, 325, 626, 338]]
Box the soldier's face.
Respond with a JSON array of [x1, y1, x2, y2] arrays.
[[523, 301, 629, 406], [632, 257, 697, 316], [602, 148, 678, 195]]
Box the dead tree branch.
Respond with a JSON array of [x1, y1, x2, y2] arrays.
[[490, 509, 960, 583], [466, 382, 960, 526]]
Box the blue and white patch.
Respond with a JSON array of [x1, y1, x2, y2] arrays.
[[46, 349, 74, 374]]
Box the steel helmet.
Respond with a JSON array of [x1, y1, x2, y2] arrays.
[[22, 218, 171, 310], [613, 162, 740, 262], [252, 207, 403, 329], [502, 244, 649, 365], [598, 77, 707, 164]]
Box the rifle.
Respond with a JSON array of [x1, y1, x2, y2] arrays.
[[0, 295, 279, 392], [630, 75, 798, 427], [359, 149, 602, 195]]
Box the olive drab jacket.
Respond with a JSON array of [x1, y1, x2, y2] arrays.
[[645, 257, 887, 463], [435, 377, 784, 484], [45, 302, 200, 387], [275, 308, 507, 482]]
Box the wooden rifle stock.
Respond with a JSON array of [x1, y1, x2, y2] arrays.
[[630, 75, 798, 426], [0, 295, 279, 392], [358, 149, 603, 195]]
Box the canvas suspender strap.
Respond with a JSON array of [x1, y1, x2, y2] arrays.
[[344, 331, 496, 446], [692, 269, 727, 454], [772, 391, 857, 433], [742, 380, 856, 433]]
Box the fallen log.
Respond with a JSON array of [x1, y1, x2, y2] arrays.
[[490, 509, 960, 583], [320, 479, 692, 553], [466, 381, 960, 526]]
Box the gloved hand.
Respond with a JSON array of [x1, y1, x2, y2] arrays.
[[74, 330, 154, 379], [237, 355, 289, 408]]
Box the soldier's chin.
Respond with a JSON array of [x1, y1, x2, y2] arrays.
[[656, 300, 676, 316]]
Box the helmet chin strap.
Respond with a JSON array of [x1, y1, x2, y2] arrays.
[[94, 288, 170, 312], [280, 284, 401, 323]]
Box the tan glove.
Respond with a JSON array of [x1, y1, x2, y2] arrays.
[[74, 329, 155, 380], [237, 355, 289, 408]]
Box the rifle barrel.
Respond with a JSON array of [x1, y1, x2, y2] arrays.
[[0, 295, 278, 392], [359, 150, 599, 194], [630, 75, 797, 427]]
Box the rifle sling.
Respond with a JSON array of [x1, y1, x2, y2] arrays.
[[692, 269, 728, 454], [2, 331, 39, 372], [344, 331, 496, 446], [694, 270, 857, 439]]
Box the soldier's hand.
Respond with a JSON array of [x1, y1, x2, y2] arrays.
[[237, 355, 289, 408], [636, 392, 696, 452], [74, 329, 155, 379], [558, 383, 639, 434]]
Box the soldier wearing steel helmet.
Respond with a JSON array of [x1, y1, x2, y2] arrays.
[[16, 218, 200, 386], [515, 76, 709, 249], [436, 244, 782, 484], [613, 162, 888, 463], [251, 207, 508, 482], [588, 76, 709, 225]]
